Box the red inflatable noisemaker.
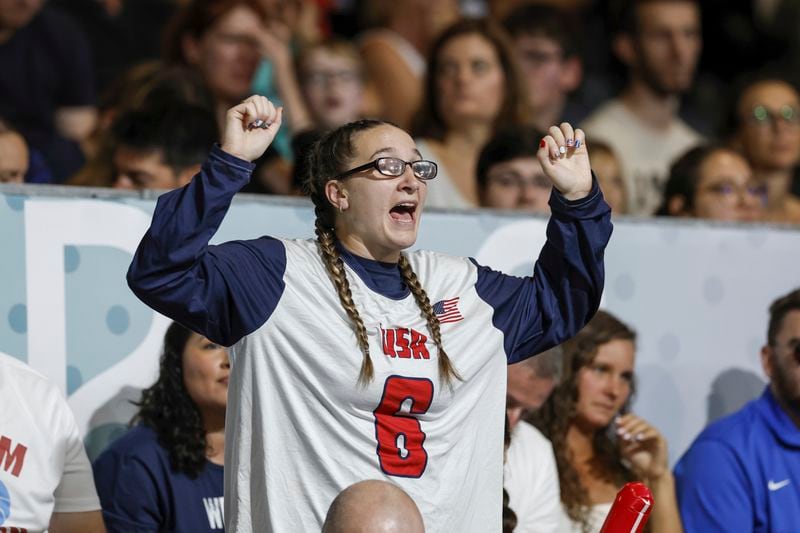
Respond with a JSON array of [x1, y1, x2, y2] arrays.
[[598, 482, 654, 533]]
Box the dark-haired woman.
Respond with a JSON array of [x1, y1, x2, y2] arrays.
[[93, 322, 229, 532], [530, 310, 682, 533], [413, 18, 528, 209], [655, 144, 764, 222], [126, 95, 611, 532]]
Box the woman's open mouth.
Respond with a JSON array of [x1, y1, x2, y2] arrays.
[[389, 202, 417, 223]]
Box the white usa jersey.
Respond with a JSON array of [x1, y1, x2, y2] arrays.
[[228, 240, 506, 532], [127, 146, 612, 533]]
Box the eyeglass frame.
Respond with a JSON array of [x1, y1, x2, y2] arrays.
[[744, 104, 800, 127], [335, 157, 438, 181], [696, 181, 768, 200], [303, 69, 362, 87]]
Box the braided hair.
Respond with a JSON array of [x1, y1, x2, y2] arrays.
[[304, 120, 461, 386]]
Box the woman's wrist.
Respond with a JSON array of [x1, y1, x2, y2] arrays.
[[643, 467, 673, 487]]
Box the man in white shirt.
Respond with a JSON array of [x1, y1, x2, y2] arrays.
[[0, 352, 104, 532], [581, 0, 703, 215], [504, 347, 562, 533]]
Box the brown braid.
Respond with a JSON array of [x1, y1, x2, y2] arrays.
[[398, 254, 461, 385], [314, 214, 374, 385], [303, 118, 458, 386]]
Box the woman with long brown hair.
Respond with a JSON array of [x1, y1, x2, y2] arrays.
[[127, 94, 610, 531], [413, 18, 528, 209], [531, 310, 683, 533]]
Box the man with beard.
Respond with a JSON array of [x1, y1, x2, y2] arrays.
[[581, 0, 703, 215], [674, 288, 800, 532]]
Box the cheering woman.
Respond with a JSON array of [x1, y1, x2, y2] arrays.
[[127, 95, 612, 532]]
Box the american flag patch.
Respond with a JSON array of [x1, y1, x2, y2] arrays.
[[433, 297, 463, 324]]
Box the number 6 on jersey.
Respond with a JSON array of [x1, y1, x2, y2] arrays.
[[373, 376, 434, 478]]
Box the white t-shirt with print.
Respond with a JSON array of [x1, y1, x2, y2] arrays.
[[0, 352, 100, 531]]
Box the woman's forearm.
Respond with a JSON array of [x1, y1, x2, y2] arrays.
[[646, 471, 684, 533]]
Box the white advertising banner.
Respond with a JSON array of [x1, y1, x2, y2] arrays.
[[1, 186, 799, 463]]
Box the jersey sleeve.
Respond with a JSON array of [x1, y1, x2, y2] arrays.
[[673, 439, 754, 532], [127, 145, 287, 346], [92, 448, 165, 532], [51, 389, 101, 513], [472, 178, 611, 363]]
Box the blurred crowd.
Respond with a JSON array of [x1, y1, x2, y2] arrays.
[[2, 0, 800, 223], [2, 1, 800, 532]]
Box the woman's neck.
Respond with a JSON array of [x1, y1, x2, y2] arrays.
[[620, 79, 681, 131], [566, 421, 597, 463], [443, 122, 493, 149], [203, 409, 226, 465], [336, 234, 400, 263], [754, 167, 793, 211]]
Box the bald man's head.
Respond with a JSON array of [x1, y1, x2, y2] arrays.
[[322, 480, 425, 533]]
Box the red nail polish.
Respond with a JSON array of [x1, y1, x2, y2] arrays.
[[540, 139, 546, 148]]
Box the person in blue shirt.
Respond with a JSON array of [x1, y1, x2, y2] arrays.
[[92, 322, 230, 532], [674, 287, 800, 532]]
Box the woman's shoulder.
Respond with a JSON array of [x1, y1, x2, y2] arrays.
[[406, 249, 473, 268], [404, 250, 477, 291], [358, 29, 425, 75], [280, 238, 325, 264], [99, 424, 166, 461]]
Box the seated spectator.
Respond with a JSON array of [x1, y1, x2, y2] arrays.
[[501, 3, 585, 132], [165, 0, 314, 194], [358, 0, 460, 130], [413, 18, 528, 209], [163, 0, 269, 128], [111, 102, 218, 191], [504, 347, 562, 533], [72, 62, 214, 188], [0, 0, 97, 182], [728, 75, 800, 223], [581, 0, 703, 215], [93, 322, 230, 532], [476, 125, 551, 213], [0, 351, 104, 532], [588, 140, 627, 215], [674, 288, 800, 531], [297, 39, 366, 131], [655, 144, 765, 222], [0, 120, 28, 183], [530, 310, 683, 533], [322, 479, 425, 533]]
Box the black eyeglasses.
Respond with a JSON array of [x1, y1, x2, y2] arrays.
[[336, 157, 438, 181]]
